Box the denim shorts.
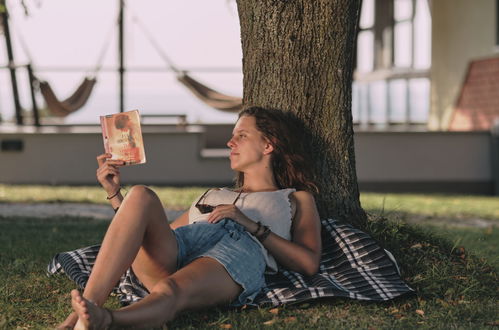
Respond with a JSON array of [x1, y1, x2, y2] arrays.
[[173, 219, 266, 306]]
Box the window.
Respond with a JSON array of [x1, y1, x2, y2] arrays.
[[353, 0, 431, 126], [357, 0, 375, 73]]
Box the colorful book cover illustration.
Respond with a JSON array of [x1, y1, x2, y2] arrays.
[[100, 109, 146, 165]]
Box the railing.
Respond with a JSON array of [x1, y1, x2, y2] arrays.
[[353, 68, 430, 127]]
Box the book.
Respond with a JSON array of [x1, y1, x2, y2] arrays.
[[100, 109, 146, 165]]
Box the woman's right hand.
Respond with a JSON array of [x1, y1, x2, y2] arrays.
[[96, 153, 124, 196]]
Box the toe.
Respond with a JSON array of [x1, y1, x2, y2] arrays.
[[71, 289, 81, 300]]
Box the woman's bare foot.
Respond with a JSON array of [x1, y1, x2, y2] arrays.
[[56, 311, 78, 329], [70, 290, 112, 330]]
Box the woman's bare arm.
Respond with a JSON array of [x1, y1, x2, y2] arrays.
[[258, 191, 321, 276]]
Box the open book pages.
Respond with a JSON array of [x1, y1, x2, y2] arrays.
[[100, 109, 146, 165]]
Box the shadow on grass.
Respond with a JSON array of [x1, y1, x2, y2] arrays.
[[365, 210, 499, 270], [365, 214, 497, 298]]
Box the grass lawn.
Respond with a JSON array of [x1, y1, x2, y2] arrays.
[[360, 192, 499, 220], [0, 185, 498, 329]]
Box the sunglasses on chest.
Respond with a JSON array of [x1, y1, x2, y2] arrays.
[[195, 188, 243, 214]]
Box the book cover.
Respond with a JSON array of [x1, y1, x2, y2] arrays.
[[100, 109, 146, 165]]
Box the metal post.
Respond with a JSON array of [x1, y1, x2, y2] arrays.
[[118, 0, 125, 113], [27, 64, 40, 126], [1, 6, 23, 125]]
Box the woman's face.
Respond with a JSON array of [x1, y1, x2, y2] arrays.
[[227, 115, 271, 172]]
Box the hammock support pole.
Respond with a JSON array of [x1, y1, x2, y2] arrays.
[[1, 7, 23, 125], [118, 0, 125, 113], [27, 64, 40, 126]]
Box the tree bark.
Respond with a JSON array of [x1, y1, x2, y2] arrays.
[[236, 0, 367, 228]]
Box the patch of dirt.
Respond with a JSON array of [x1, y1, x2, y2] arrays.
[[400, 214, 497, 228], [1, 203, 496, 228], [0, 202, 185, 221]]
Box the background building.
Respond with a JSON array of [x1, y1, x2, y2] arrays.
[[1, 0, 497, 194], [353, 0, 499, 132]]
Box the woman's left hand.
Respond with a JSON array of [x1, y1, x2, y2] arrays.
[[207, 204, 251, 226]]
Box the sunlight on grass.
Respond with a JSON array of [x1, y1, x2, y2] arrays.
[[425, 225, 499, 269], [360, 192, 499, 221], [0, 184, 206, 209], [0, 185, 105, 204]]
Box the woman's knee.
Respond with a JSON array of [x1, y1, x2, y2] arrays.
[[153, 277, 180, 296], [127, 185, 160, 204], [150, 277, 185, 316]]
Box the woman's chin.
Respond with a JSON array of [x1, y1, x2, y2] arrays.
[[229, 159, 238, 170]]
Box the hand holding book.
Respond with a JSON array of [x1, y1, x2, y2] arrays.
[[96, 153, 123, 198], [98, 110, 146, 210]]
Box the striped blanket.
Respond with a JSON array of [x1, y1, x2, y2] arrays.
[[47, 218, 413, 306]]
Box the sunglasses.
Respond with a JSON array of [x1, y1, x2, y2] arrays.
[[195, 188, 243, 214]]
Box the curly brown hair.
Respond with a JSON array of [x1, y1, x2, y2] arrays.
[[234, 107, 318, 193]]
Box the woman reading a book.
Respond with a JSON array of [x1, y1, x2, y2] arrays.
[[59, 107, 321, 329]]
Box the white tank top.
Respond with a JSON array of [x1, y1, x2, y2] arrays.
[[188, 187, 296, 272]]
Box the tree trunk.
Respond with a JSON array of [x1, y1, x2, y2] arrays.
[[236, 0, 367, 228]]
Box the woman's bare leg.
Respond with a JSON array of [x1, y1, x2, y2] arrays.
[[58, 185, 178, 328], [71, 257, 242, 329]]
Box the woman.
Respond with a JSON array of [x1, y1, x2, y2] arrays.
[[59, 107, 321, 329]]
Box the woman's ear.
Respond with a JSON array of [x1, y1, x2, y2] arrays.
[[263, 141, 274, 155]]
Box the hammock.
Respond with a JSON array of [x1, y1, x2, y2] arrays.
[[9, 9, 112, 118], [38, 77, 97, 117], [129, 7, 243, 113], [177, 72, 242, 113], [32, 15, 114, 117]]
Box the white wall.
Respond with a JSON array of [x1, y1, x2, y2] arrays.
[[0, 125, 233, 185], [0, 126, 494, 194]]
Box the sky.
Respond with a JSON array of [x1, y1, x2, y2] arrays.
[[0, 0, 243, 123]]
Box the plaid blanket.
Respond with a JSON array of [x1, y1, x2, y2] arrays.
[[47, 218, 413, 306]]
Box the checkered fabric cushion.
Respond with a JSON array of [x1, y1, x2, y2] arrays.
[[47, 218, 413, 306]]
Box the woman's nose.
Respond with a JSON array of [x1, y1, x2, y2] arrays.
[[227, 137, 235, 148]]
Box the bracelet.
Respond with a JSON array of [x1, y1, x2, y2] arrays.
[[256, 225, 271, 242], [252, 221, 262, 235], [106, 187, 121, 200]]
